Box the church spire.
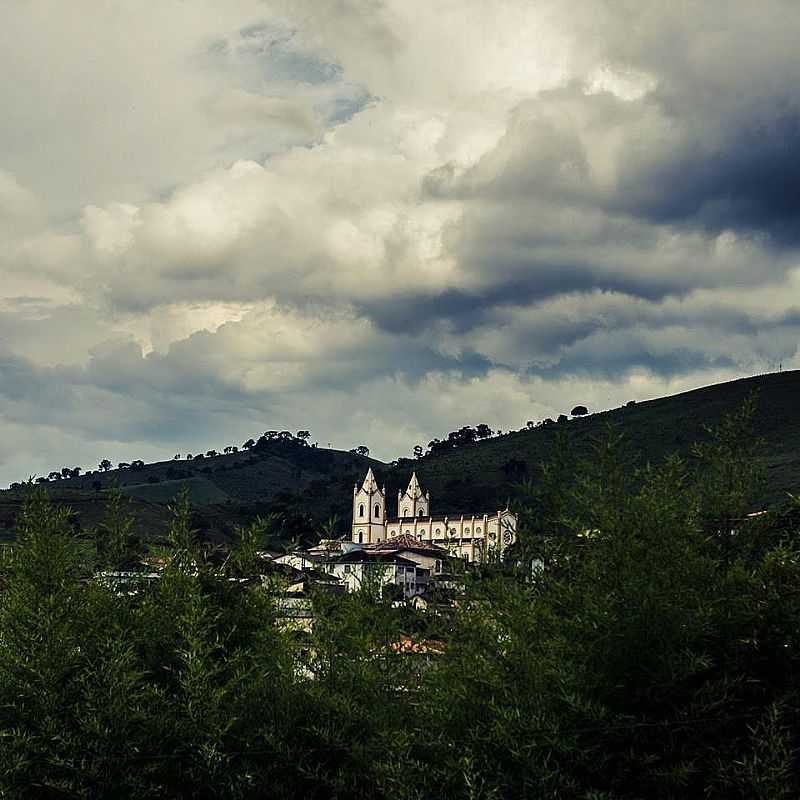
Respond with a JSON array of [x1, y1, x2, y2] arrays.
[[406, 471, 423, 499], [398, 471, 430, 518], [361, 467, 378, 493]]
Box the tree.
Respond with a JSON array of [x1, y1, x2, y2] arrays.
[[413, 445, 424, 459], [557, 414, 568, 423], [48, 471, 62, 481], [571, 405, 589, 416], [296, 431, 311, 445], [526, 420, 535, 429], [61, 467, 72, 479], [130, 460, 145, 471], [205, 450, 218, 458], [354, 445, 370, 457], [118, 462, 130, 470], [476, 423, 493, 439], [242, 439, 255, 450], [99, 459, 112, 472]]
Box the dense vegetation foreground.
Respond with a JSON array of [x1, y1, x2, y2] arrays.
[[2, 400, 800, 798]]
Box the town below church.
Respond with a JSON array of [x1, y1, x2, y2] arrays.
[[267, 469, 517, 603]]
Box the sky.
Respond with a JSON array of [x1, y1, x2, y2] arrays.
[[2, 0, 800, 485]]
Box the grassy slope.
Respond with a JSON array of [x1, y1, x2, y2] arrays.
[[399, 370, 800, 513], [2, 371, 798, 542]]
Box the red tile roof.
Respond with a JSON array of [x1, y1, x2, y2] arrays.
[[370, 533, 449, 555]]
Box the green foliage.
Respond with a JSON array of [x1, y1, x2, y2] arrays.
[[1, 402, 800, 797]]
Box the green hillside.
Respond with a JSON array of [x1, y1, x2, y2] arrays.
[[2, 370, 799, 543], [398, 370, 800, 513]]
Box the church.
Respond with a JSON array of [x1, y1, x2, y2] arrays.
[[352, 468, 517, 563]]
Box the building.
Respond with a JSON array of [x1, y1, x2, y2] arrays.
[[328, 549, 429, 598], [352, 469, 517, 562]]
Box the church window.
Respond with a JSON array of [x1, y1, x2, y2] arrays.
[[418, 509, 424, 517], [435, 527, 441, 535], [344, 565, 351, 573], [359, 504, 365, 518], [358, 532, 363, 543], [374, 503, 380, 518], [402, 507, 409, 517], [450, 527, 457, 535], [476, 526, 481, 533], [464, 527, 470, 533]]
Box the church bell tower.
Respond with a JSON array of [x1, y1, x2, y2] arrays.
[[352, 467, 386, 544], [397, 472, 430, 518]]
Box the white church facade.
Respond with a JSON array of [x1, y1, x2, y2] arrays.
[[352, 468, 517, 563]]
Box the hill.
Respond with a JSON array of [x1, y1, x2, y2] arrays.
[[2, 370, 799, 543], [397, 370, 800, 513]]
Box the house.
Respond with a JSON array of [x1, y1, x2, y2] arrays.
[[328, 549, 428, 598]]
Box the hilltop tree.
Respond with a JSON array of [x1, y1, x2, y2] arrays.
[[98, 459, 112, 472], [413, 445, 424, 459], [571, 405, 589, 417], [242, 439, 255, 450]]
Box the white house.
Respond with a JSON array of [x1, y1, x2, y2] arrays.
[[328, 549, 428, 598], [352, 469, 517, 563]]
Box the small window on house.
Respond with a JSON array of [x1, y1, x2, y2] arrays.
[[435, 559, 442, 573], [359, 504, 365, 518], [344, 564, 351, 573], [358, 532, 363, 543], [374, 503, 380, 518], [476, 526, 482, 533]]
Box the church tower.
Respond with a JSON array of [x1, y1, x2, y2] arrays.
[[397, 472, 430, 518], [352, 467, 386, 544]]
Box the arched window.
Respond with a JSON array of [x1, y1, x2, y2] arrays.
[[418, 509, 424, 517], [358, 531, 363, 543], [359, 504, 365, 518], [402, 507, 409, 517], [374, 503, 380, 518]]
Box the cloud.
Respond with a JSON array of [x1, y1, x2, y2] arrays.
[[2, 0, 800, 485]]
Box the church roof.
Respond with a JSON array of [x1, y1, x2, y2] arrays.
[[359, 467, 381, 493], [386, 512, 496, 524], [401, 471, 425, 499]]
